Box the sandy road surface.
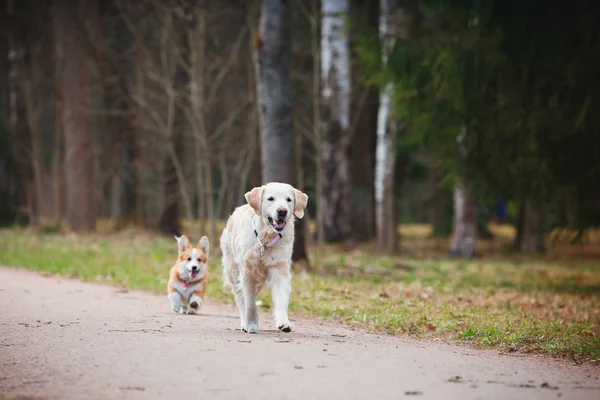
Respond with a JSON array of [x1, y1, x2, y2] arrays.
[[0, 267, 598, 400]]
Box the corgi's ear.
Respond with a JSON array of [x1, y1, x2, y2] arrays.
[[244, 186, 263, 215], [293, 189, 308, 219], [198, 236, 209, 256], [175, 235, 190, 254]]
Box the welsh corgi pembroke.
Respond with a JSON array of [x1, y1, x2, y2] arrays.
[[168, 235, 209, 314]]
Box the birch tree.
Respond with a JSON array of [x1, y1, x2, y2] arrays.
[[320, 0, 352, 242], [449, 127, 477, 258], [375, 0, 407, 254], [253, 0, 309, 263], [449, 182, 477, 257], [375, 0, 399, 252], [375, 88, 398, 253]]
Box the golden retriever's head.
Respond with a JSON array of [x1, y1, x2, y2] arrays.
[[174, 235, 209, 280], [245, 182, 308, 232]]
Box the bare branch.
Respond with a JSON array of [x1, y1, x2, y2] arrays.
[[206, 26, 249, 106]]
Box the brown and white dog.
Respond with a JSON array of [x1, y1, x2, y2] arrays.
[[220, 182, 308, 333], [167, 235, 209, 314]]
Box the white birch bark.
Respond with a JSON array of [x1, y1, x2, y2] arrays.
[[375, 0, 403, 253], [321, 0, 351, 131], [450, 126, 477, 258], [450, 182, 477, 257], [320, 0, 352, 242]]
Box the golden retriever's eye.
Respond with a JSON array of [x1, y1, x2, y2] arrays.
[[286, 198, 292, 202], [267, 196, 274, 201], [197, 258, 201, 262], [187, 257, 191, 261]]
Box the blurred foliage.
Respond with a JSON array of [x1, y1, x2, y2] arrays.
[[354, 0, 600, 232]]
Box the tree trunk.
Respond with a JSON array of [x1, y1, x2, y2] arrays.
[[9, 90, 30, 224], [521, 201, 545, 253], [450, 182, 477, 258], [320, 0, 352, 242], [0, 1, 11, 223], [0, 0, 8, 121], [375, 92, 398, 253], [254, 0, 309, 263], [20, 54, 45, 225], [28, 112, 44, 225], [387, 154, 408, 253], [101, 0, 137, 227], [427, 166, 448, 237], [293, 99, 309, 265], [53, 0, 96, 232], [8, 10, 31, 224], [349, 0, 379, 241], [309, 0, 325, 250], [52, 92, 63, 224], [376, 0, 408, 254]]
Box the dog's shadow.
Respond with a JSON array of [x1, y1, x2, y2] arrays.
[[185, 313, 310, 338], [192, 312, 238, 319]]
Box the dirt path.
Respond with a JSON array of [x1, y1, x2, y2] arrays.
[[0, 267, 598, 400]]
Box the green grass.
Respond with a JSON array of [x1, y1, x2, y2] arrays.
[[0, 228, 598, 362]]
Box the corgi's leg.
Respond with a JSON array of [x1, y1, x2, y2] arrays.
[[188, 293, 203, 313], [180, 304, 189, 314], [168, 291, 182, 313], [268, 267, 292, 332]]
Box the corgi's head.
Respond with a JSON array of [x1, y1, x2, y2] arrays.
[[174, 235, 209, 281]]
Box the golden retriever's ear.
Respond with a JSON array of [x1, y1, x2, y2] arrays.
[[198, 235, 209, 256], [244, 186, 263, 214], [175, 235, 190, 255], [293, 189, 309, 219]]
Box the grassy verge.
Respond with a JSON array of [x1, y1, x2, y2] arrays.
[[0, 228, 598, 362]]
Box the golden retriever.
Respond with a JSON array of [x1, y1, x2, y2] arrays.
[[220, 182, 308, 333]]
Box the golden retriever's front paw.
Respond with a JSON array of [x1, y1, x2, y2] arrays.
[[247, 323, 259, 334]]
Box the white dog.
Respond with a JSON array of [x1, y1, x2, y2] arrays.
[[220, 182, 308, 334]]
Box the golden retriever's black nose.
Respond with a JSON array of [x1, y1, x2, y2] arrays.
[[191, 266, 198, 271], [277, 209, 287, 219]]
